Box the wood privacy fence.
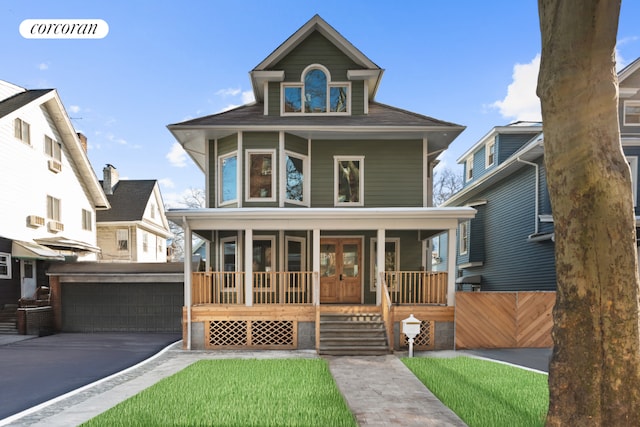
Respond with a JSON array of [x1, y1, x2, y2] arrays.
[[455, 291, 555, 349]]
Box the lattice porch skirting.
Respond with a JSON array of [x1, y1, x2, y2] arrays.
[[207, 319, 297, 349], [400, 320, 434, 350]]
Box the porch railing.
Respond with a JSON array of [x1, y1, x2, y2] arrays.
[[385, 271, 448, 305], [380, 273, 394, 348], [191, 272, 313, 305], [191, 270, 447, 306]]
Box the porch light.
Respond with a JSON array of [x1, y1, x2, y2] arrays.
[[402, 314, 421, 357]]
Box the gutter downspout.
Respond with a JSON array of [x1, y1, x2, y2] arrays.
[[516, 158, 539, 235], [183, 216, 192, 350]]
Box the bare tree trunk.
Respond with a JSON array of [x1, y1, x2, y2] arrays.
[[537, 0, 640, 425]]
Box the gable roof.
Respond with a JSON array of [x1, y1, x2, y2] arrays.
[[169, 101, 465, 172], [619, 57, 640, 84], [96, 180, 157, 222], [250, 15, 384, 102], [0, 82, 109, 209], [0, 89, 53, 119]]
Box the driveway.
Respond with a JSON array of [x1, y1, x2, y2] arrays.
[[0, 332, 180, 420]]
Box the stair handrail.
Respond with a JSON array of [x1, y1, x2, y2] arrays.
[[380, 272, 394, 352]]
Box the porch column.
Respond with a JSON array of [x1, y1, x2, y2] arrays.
[[183, 217, 192, 350], [244, 229, 253, 306], [376, 228, 386, 306], [312, 229, 320, 305], [447, 227, 457, 306]]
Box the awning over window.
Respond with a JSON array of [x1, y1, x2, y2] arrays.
[[12, 240, 66, 261], [455, 275, 482, 284], [34, 237, 101, 253]]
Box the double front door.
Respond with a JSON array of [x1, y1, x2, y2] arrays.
[[320, 238, 361, 303]]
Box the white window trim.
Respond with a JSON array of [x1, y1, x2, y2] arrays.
[[218, 151, 238, 207], [623, 100, 640, 127], [245, 149, 277, 202], [46, 195, 61, 221], [281, 63, 351, 116], [0, 252, 11, 279], [459, 221, 469, 255], [334, 156, 364, 206], [370, 237, 400, 292], [485, 139, 496, 168], [465, 157, 474, 182], [142, 232, 149, 253], [82, 209, 92, 231], [627, 156, 638, 206], [283, 150, 309, 206], [285, 236, 306, 271]]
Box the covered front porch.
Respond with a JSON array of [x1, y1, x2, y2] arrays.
[[167, 207, 475, 352]]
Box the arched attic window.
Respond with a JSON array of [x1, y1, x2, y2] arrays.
[[282, 64, 350, 115]]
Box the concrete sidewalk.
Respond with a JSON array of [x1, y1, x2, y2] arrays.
[[2, 344, 467, 427]]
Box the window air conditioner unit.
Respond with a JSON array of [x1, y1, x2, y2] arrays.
[[48, 159, 62, 173], [48, 220, 64, 233], [27, 215, 45, 227]]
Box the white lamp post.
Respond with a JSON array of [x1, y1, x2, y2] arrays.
[[401, 314, 421, 357]]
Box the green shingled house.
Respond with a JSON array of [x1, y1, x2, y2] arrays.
[[166, 15, 475, 353]]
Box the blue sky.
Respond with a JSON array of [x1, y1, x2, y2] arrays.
[[2, 1, 639, 207]]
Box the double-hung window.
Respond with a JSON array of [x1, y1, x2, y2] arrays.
[[246, 150, 276, 201], [47, 196, 61, 221], [219, 152, 238, 206], [45, 136, 62, 161], [117, 229, 129, 251], [459, 221, 469, 255], [0, 252, 11, 279], [486, 139, 496, 168], [82, 209, 92, 231], [285, 152, 308, 205], [465, 157, 474, 182], [624, 101, 640, 126], [14, 118, 30, 145], [335, 156, 364, 206]]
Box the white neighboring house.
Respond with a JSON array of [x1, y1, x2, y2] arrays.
[[96, 164, 172, 262], [0, 80, 109, 305]]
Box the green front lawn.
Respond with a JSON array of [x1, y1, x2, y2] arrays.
[[82, 358, 356, 427], [403, 356, 549, 427]]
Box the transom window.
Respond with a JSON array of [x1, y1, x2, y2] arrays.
[[282, 65, 350, 115], [335, 156, 364, 206], [624, 101, 640, 126]]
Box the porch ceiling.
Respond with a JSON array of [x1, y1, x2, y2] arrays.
[[165, 207, 476, 231]]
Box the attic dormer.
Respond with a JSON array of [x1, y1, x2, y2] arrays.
[[249, 15, 383, 117]]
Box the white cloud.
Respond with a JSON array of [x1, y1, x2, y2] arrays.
[[218, 103, 240, 113], [69, 105, 81, 114], [106, 132, 127, 145], [216, 87, 241, 97], [241, 90, 255, 104], [38, 62, 49, 71], [166, 142, 187, 167], [490, 54, 542, 122], [159, 177, 175, 189]]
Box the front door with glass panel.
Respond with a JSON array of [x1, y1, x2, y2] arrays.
[[20, 260, 36, 298], [320, 238, 361, 303]]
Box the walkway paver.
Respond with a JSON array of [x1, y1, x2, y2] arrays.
[[4, 345, 469, 426], [327, 355, 467, 427]]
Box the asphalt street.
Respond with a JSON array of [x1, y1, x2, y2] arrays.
[[0, 332, 180, 420]]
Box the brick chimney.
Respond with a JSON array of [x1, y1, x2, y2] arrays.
[[103, 164, 119, 195], [77, 132, 88, 152]]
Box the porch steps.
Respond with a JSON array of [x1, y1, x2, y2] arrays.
[[0, 304, 19, 334], [319, 313, 390, 356]]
